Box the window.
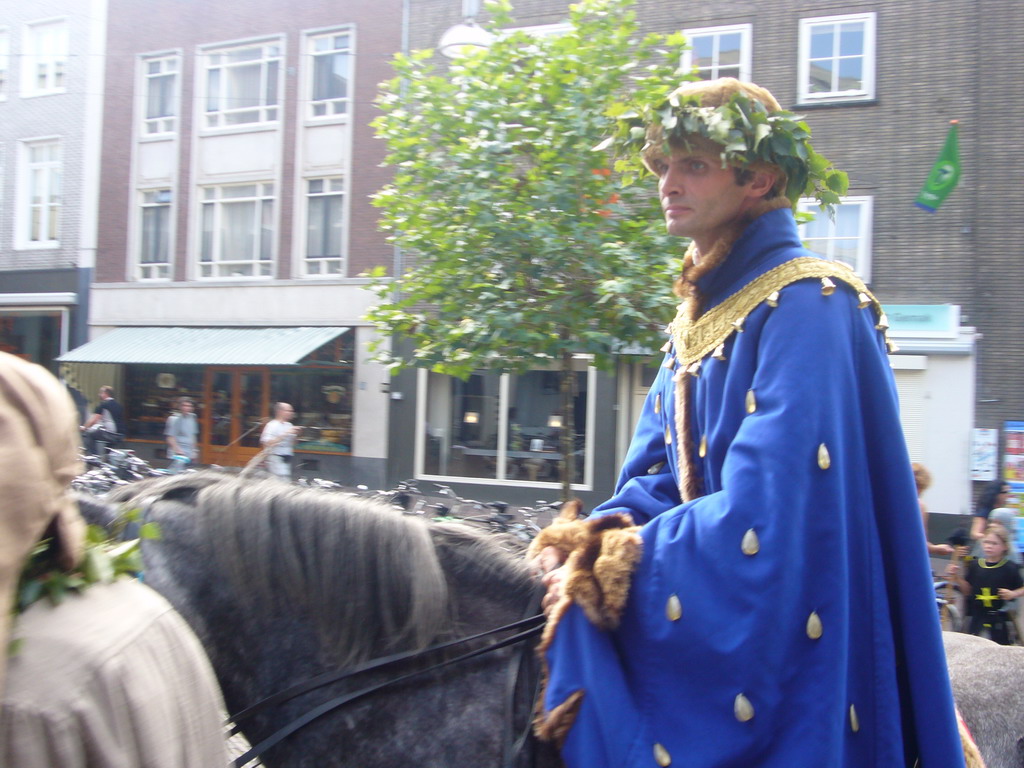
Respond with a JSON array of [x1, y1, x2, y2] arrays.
[[139, 189, 172, 279], [798, 13, 876, 103], [203, 41, 282, 128], [798, 196, 874, 280], [418, 362, 595, 489], [307, 31, 351, 119], [0, 29, 9, 100], [142, 55, 178, 135], [22, 19, 67, 97], [305, 177, 345, 275], [683, 24, 752, 82], [18, 139, 61, 248], [198, 183, 275, 278]]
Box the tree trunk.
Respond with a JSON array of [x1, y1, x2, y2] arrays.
[[559, 350, 577, 503]]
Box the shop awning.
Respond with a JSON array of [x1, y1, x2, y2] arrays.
[[58, 326, 349, 366]]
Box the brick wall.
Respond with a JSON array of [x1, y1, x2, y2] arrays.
[[97, 0, 402, 284]]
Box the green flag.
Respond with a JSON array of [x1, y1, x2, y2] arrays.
[[915, 124, 961, 212]]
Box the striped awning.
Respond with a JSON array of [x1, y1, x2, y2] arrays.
[[57, 326, 349, 366]]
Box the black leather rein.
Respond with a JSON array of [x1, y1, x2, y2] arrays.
[[230, 611, 547, 768]]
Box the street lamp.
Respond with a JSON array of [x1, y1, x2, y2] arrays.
[[438, 0, 494, 58], [438, 19, 494, 57]]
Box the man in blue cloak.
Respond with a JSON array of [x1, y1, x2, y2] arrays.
[[530, 78, 970, 767]]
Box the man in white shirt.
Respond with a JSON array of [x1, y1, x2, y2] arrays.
[[164, 397, 198, 473], [259, 402, 301, 480]]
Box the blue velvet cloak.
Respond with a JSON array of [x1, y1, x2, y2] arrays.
[[541, 208, 965, 767]]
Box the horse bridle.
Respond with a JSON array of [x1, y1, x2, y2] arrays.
[[229, 596, 547, 768]]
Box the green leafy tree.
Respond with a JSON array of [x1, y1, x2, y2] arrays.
[[368, 0, 687, 499]]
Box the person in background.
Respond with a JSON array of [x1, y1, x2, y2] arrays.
[[259, 402, 301, 480], [79, 385, 125, 455], [165, 396, 199, 473], [0, 351, 228, 766], [913, 462, 955, 557], [971, 480, 1015, 555], [949, 524, 1024, 645]]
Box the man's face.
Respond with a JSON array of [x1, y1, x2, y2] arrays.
[[653, 147, 760, 253], [181, 401, 194, 414]]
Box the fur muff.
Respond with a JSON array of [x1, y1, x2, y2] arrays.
[[528, 501, 642, 630]]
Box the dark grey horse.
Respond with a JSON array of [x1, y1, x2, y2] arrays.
[[944, 631, 1024, 767], [89, 474, 1024, 768], [104, 471, 559, 768]]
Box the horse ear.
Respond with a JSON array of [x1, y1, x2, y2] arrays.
[[558, 499, 583, 521]]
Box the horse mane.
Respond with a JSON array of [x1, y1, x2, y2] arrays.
[[114, 471, 533, 667]]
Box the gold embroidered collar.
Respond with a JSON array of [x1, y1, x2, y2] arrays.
[[668, 257, 882, 367]]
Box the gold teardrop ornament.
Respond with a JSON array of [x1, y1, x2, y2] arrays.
[[712, 343, 726, 361], [665, 594, 682, 622], [698, 434, 708, 458], [734, 693, 755, 722], [660, 340, 671, 353], [875, 313, 889, 331], [732, 317, 745, 333], [664, 425, 672, 445], [766, 290, 780, 307], [817, 443, 831, 470], [857, 292, 871, 309], [806, 611, 823, 640], [654, 393, 661, 415], [663, 356, 675, 370], [849, 704, 860, 733], [741, 528, 760, 556], [745, 389, 757, 414], [686, 361, 701, 378], [654, 742, 672, 766], [821, 277, 836, 296]]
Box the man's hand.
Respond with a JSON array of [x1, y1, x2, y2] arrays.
[[534, 545, 567, 616]]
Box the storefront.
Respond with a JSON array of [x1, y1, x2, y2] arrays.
[[59, 326, 353, 469], [0, 291, 76, 373]]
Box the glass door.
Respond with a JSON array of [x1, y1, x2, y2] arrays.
[[202, 368, 269, 466]]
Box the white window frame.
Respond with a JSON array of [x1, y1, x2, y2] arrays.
[[196, 182, 276, 279], [16, 137, 62, 250], [0, 28, 10, 101], [140, 53, 180, 136], [303, 176, 347, 277], [21, 18, 67, 98], [304, 27, 353, 121], [136, 188, 173, 280], [798, 12, 876, 103], [200, 38, 283, 130], [682, 24, 752, 83], [798, 195, 874, 281], [414, 363, 597, 491]]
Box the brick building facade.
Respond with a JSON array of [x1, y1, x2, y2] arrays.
[[0, 0, 106, 373], [66, 0, 404, 484]]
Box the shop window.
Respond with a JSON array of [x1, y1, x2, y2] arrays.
[[418, 362, 594, 489], [123, 365, 205, 440], [271, 368, 354, 454]]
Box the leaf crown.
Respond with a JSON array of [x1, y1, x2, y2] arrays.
[[600, 85, 849, 212]]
